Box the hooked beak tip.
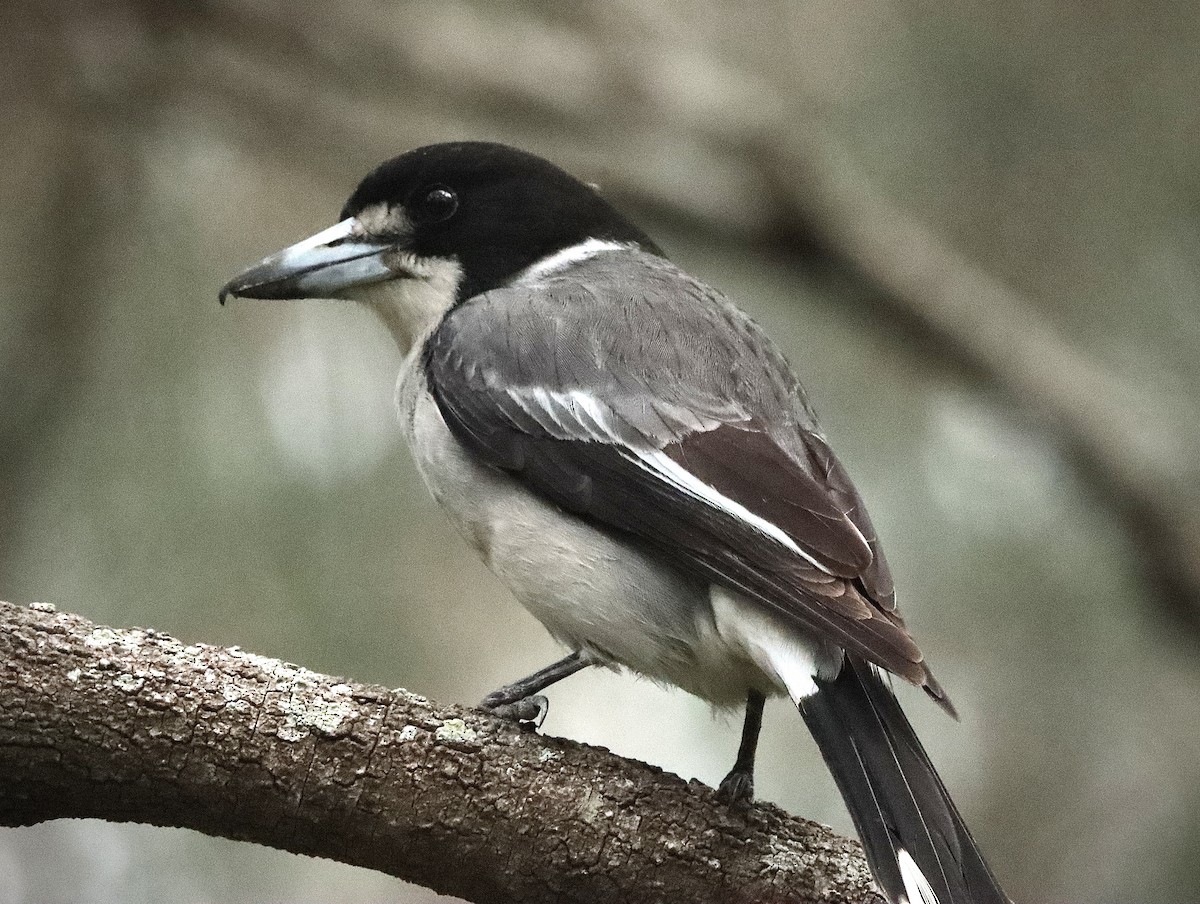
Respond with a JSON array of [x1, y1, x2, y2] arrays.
[[218, 278, 254, 305]]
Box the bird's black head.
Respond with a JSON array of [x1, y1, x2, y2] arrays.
[[340, 142, 661, 299], [219, 142, 663, 343]]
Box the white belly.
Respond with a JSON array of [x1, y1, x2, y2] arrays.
[[395, 352, 829, 707]]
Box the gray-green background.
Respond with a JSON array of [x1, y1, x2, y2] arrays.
[[3, 2, 1199, 902]]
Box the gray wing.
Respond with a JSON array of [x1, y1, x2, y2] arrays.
[[426, 251, 948, 705]]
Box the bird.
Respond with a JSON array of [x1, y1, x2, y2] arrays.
[[220, 141, 1009, 904]]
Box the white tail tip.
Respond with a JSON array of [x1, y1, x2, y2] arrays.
[[897, 848, 940, 904]]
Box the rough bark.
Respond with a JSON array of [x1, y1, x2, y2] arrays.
[[0, 600, 883, 904]]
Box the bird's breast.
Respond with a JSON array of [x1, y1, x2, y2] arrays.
[[393, 349, 771, 706]]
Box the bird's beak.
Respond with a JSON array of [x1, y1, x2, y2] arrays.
[[218, 218, 399, 304]]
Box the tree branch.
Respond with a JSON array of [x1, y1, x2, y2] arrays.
[[0, 600, 882, 904]]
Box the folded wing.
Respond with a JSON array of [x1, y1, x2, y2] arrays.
[[424, 252, 949, 707]]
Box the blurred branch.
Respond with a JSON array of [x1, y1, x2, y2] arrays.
[[756, 137, 1200, 632], [0, 135, 102, 561], [0, 600, 883, 904], [0, 22, 122, 578]]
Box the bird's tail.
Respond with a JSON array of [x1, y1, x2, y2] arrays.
[[798, 657, 1008, 904]]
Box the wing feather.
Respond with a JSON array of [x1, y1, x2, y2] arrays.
[[425, 251, 947, 706]]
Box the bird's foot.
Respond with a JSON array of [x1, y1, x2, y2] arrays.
[[716, 767, 755, 807], [480, 693, 549, 728]]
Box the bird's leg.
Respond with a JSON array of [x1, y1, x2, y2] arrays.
[[480, 650, 593, 726], [718, 689, 766, 805]]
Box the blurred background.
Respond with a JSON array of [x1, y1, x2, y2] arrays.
[[2, 1, 1199, 902]]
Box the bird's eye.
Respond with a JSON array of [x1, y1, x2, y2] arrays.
[[415, 185, 458, 223]]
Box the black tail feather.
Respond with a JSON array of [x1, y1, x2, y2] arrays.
[[799, 657, 1008, 904]]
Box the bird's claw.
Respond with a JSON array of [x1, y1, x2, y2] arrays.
[[716, 768, 755, 807], [481, 694, 549, 728]]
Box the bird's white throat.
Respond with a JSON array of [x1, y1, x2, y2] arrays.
[[355, 253, 463, 354]]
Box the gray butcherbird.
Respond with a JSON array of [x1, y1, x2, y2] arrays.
[[221, 141, 1008, 904]]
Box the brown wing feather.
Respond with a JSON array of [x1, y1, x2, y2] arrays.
[[667, 424, 951, 711], [666, 425, 873, 577]]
